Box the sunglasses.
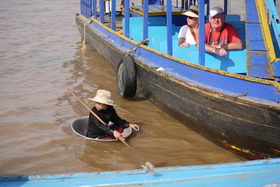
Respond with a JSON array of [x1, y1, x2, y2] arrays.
[[186, 16, 194, 19]]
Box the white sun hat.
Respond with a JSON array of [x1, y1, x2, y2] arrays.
[[182, 5, 199, 18], [88, 89, 116, 106], [209, 6, 224, 17]]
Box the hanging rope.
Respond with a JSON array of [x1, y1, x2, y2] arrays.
[[81, 17, 94, 50]]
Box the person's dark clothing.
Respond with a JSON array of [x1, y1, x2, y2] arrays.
[[86, 106, 130, 138]]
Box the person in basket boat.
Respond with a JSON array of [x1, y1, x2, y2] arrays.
[[86, 89, 140, 140]]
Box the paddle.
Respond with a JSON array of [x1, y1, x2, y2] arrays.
[[68, 89, 131, 147]]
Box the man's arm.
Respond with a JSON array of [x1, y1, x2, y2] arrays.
[[221, 40, 243, 50]]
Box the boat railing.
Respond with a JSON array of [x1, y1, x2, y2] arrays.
[[265, 0, 280, 58], [79, 0, 204, 57], [264, 0, 280, 80], [245, 0, 280, 79], [79, 0, 279, 79]]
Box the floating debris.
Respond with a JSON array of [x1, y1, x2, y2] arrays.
[[139, 161, 155, 174]]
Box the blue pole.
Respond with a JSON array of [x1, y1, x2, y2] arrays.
[[143, 0, 149, 40], [124, 0, 130, 37], [198, 0, 205, 66], [166, 0, 172, 55], [111, 0, 116, 30], [100, 0, 105, 23], [92, 0, 97, 17]]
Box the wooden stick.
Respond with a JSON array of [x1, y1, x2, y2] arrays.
[[68, 89, 130, 147]]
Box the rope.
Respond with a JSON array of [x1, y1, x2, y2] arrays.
[[81, 17, 95, 50], [125, 39, 150, 56], [81, 22, 87, 50]]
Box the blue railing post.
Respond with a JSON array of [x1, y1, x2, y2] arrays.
[[166, 0, 173, 55], [92, 0, 97, 17], [198, 0, 205, 66], [124, 0, 130, 38], [143, 0, 149, 41], [99, 0, 105, 23], [100, 0, 105, 23], [111, 0, 116, 30]]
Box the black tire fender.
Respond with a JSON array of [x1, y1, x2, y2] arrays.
[[116, 55, 137, 98]]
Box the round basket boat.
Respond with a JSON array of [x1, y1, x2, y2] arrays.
[[71, 116, 132, 141]]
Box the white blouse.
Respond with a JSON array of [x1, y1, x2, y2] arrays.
[[178, 25, 196, 45]]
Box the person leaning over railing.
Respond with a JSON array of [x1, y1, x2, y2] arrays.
[[204, 7, 243, 56], [178, 5, 199, 47]]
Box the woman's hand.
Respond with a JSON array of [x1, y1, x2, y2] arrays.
[[180, 42, 190, 48], [129, 123, 140, 131]]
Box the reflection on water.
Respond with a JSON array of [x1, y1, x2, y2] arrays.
[[4, 0, 278, 175]]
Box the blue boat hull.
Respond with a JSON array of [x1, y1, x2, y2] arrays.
[[75, 15, 280, 159], [1, 158, 280, 186]]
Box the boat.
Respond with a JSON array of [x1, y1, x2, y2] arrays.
[[71, 116, 132, 141], [75, 0, 280, 159], [1, 158, 280, 186]]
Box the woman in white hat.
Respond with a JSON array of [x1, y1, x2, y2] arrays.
[[86, 89, 140, 140], [178, 5, 199, 47]]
